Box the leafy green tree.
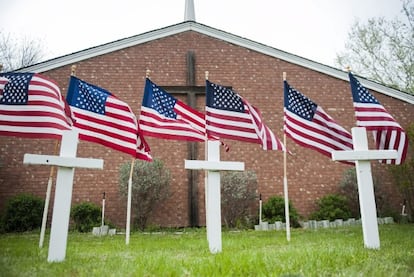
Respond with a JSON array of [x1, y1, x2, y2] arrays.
[[119, 159, 170, 231], [336, 0, 414, 94]]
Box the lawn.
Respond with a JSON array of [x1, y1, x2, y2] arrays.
[[1, 224, 414, 276]]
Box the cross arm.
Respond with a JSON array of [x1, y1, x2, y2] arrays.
[[184, 160, 244, 171], [23, 154, 104, 169], [332, 150, 398, 161]]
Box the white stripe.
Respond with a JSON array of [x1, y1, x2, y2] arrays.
[[206, 124, 258, 139], [140, 125, 206, 140], [0, 125, 67, 134]]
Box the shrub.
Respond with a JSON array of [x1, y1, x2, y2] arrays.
[[119, 159, 170, 231], [389, 123, 414, 222], [340, 167, 397, 219], [262, 196, 301, 228], [71, 202, 101, 232], [221, 171, 258, 228], [2, 193, 44, 232], [310, 194, 352, 221]]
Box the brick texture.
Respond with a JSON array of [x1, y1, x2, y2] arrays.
[[0, 31, 412, 228]]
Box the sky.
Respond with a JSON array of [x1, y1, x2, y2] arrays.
[[0, 0, 405, 67]]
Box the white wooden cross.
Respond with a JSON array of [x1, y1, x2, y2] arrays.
[[23, 130, 104, 262], [185, 140, 244, 253], [332, 127, 397, 249]]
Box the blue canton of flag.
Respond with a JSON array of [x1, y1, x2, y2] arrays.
[[285, 86, 317, 121], [144, 82, 177, 119], [350, 78, 380, 104], [0, 73, 32, 105], [72, 80, 109, 114], [206, 82, 244, 113]]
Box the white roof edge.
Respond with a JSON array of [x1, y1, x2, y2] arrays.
[[16, 21, 414, 104]]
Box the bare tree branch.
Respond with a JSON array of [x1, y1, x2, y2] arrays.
[[0, 31, 45, 72]]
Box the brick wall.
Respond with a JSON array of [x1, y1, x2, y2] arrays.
[[0, 30, 412, 228]]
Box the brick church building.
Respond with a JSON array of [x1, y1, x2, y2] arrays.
[[1, 2, 413, 229]]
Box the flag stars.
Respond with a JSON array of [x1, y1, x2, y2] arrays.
[[356, 85, 379, 104], [287, 87, 316, 121], [0, 73, 32, 105], [74, 82, 108, 114], [209, 83, 244, 113], [150, 87, 177, 119]]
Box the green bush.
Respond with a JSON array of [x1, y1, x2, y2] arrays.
[[71, 202, 101, 232], [221, 171, 258, 229], [262, 196, 301, 228], [310, 194, 352, 221], [2, 193, 44, 232], [119, 159, 170, 231]]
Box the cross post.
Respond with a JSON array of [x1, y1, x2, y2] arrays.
[[23, 130, 104, 262], [185, 140, 244, 253], [332, 127, 397, 249]]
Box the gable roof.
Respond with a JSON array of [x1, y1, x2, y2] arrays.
[[17, 21, 414, 104]]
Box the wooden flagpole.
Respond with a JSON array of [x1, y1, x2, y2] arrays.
[[39, 64, 77, 248], [204, 71, 210, 241], [126, 69, 150, 244], [125, 158, 135, 245], [39, 140, 60, 248], [282, 72, 291, 242]]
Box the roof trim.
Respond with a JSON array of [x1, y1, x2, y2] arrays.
[[17, 21, 414, 104]]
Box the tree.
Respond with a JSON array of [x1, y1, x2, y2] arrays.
[[0, 31, 45, 72], [221, 170, 258, 228], [119, 159, 170, 231], [335, 0, 414, 95], [389, 123, 414, 222]]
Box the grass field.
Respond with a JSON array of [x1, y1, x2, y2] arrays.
[[1, 224, 414, 276]]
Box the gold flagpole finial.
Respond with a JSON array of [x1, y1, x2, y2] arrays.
[[346, 66, 351, 72], [283, 72, 287, 81], [146, 69, 151, 79], [205, 71, 209, 80], [71, 65, 77, 76]]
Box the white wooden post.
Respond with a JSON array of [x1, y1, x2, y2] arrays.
[[185, 140, 244, 253], [23, 130, 104, 262], [332, 127, 397, 249]]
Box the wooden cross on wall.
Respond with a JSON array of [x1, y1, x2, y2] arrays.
[[160, 51, 204, 227]]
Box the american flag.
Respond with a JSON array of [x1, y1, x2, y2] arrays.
[[206, 80, 284, 151], [284, 81, 354, 161], [139, 78, 206, 142], [349, 72, 408, 164], [67, 76, 151, 160], [0, 72, 73, 139], [136, 127, 152, 162]]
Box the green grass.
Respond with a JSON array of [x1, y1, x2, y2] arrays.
[[1, 225, 414, 276]]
